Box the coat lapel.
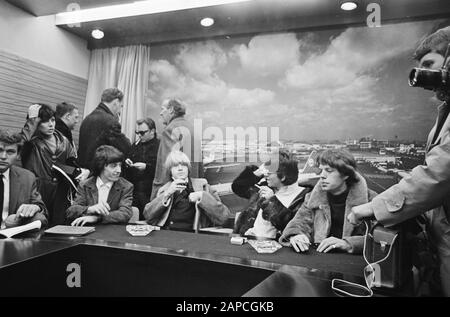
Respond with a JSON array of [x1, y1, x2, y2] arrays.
[[342, 176, 369, 237], [107, 179, 122, 207], [84, 178, 99, 206]]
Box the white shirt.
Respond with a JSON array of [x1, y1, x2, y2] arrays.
[[275, 183, 305, 208], [1, 169, 11, 229], [245, 183, 305, 239], [96, 177, 113, 205]]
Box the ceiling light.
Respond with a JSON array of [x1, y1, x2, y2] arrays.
[[91, 29, 104, 39], [55, 0, 253, 25], [200, 17, 214, 27], [340, 1, 358, 11]]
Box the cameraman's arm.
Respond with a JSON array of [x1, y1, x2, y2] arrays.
[[370, 131, 450, 227]]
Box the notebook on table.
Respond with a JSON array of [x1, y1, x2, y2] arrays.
[[44, 225, 95, 236]]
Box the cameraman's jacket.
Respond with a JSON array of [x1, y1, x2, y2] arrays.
[[279, 173, 374, 254], [368, 102, 450, 292]]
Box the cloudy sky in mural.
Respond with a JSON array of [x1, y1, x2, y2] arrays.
[[147, 20, 443, 142]]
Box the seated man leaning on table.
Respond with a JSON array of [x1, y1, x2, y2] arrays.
[[0, 129, 48, 229], [143, 150, 231, 231], [279, 149, 375, 254], [66, 145, 133, 226]]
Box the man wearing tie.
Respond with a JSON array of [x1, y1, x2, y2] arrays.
[[0, 129, 47, 229]]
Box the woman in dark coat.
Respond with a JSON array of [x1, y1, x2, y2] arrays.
[[20, 103, 79, 225]]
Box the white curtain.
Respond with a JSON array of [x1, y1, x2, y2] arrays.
[[84, 45, 151, 140]]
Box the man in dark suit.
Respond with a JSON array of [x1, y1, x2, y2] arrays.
[[55, 101, 80, 153], [78, 88, 131, 169], [0, 129, 47, 229]]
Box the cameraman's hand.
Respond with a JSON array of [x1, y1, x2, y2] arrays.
[[348, 203, 373, 225]]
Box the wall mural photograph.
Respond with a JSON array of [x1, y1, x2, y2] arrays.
[[146, 19, 446, 190]]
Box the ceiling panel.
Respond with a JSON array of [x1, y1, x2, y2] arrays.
[[5, 0, 450, 49]]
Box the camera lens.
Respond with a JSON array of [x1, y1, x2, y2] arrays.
[[409, 68, 443, 90]]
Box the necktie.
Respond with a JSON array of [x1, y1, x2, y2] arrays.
[[0, 174, 4, 225]]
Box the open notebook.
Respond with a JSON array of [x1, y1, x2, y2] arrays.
[[0, 220, 42, 239], [45, 225, 95, 236]]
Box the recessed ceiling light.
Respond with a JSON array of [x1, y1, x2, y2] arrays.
[[55, 0, 253, 25], [91, 29, 104, 39], [200, 17, 214, 27], [340, 1, 358, 11]]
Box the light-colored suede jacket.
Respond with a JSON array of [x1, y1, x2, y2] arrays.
[[280, 173, 374, 254], [144, 178, 231, 230]]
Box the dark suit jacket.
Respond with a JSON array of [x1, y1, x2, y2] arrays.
[[66, 176, 133, 224], [7, 165, 48, 227], [77, 103, 131, 168]]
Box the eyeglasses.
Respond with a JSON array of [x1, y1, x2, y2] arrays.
[[135, 130, 149, 136]]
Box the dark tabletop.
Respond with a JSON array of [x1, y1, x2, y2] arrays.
[[1, 224, 404, 297], [39, 224, 367, 277]]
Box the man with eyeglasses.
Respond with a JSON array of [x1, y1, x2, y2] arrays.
[[124, 118, 160, 219]]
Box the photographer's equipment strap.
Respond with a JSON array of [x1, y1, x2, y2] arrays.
[[331, 221, 399, 297]]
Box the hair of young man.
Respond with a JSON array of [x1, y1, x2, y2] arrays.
[[101, 88, 124, 103], [316, 149, 359, 186], [413, 26, 450, 61], [164, 150, 191, 180], [55, 102, 77, 119], [0, 129, 23, 153], [276, 160, 299, 186], [92, 145, 124, 177]]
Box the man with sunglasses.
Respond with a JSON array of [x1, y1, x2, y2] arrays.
[[124, 118, 160, 219]]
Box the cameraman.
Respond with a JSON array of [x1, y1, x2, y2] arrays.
[[348, 26, 450, 296]]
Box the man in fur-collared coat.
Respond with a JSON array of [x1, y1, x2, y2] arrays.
[[280, 149, 375, 254]]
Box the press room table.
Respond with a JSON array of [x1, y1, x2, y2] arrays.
[[0, 225, 410, 297]]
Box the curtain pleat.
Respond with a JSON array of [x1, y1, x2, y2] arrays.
[[84, 45, 150, 140]]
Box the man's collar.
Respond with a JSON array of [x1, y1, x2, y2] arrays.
[[1, 168, 10, 181], [99, 102, 115, 116], [96, 176, 113, 189]]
